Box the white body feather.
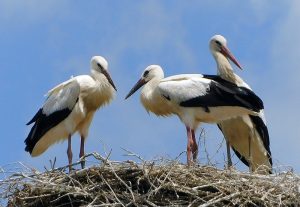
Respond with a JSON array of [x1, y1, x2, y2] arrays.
[[139, 68, 259, 131]]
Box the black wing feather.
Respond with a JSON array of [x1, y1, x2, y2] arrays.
[[249, 115, 272, 167], [25, 80, 80, 154], [180, 75, 263, 112], [26, 108, 43, 125], [24, 107, 74, 154], [232, 147, 250, 167]]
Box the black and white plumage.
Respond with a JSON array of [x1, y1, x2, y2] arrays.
[[209, 34, 272, 174], [25, 56, 117, 170], [125, 65, 263, 165], [180, 75, 263, 112]]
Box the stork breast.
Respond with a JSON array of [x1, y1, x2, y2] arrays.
[[81, 87, 112, 111]]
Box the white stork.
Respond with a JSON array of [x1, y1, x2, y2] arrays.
[[209, 34, 272, 174], [25, 56, 116, 170], [125, 65, 264, 165]]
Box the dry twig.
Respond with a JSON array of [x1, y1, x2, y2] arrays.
[[0, 152, 299, 207]]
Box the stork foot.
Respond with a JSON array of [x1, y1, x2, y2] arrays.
[[227, 160, 233, 169], [226, 164, 236, 171]]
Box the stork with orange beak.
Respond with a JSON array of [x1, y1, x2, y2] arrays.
[[209, 35, 272, 174]]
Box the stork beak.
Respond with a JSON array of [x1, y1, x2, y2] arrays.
[[125, 78, 146, 99], [220, 46, 243, 70], [103, 70, 117, 91]]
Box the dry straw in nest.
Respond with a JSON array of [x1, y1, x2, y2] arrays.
[[1, 152, 300, 207]]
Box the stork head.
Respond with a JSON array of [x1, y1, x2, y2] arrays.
[[209, 35, 242, 70], [125, 65, 164, 99], [91, 56, 117, 91]]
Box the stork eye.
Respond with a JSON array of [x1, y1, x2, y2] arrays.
[[143, 70, 149, 77], [97, 63, 104, 70], [215, 40, 222, 46]]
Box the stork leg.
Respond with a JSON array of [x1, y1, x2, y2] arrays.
[[248, 135, 253, 173], [191, 129, 198, 162], [67, 135, 73, 172], [79, 136, 85, 169], [186, 126, 193, 165], [226, 141, 233, 168]]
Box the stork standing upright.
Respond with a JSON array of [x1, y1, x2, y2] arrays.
[[125, 65, 264, 165], [25, 56, 117, 171], [209, 35, 272, 174]]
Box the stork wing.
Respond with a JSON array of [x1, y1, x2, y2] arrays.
[[43, 79, 80, 116], [25, 79, 80, 154], [158, 74, 211, 104], [217, 112, 272, 173], [178, 75, 263, 112], [217, 123, 250, 167], [46, 78, 75, 97], [249, 114, 272, 167], [27, 79, 80, 125], [219, 115, 272, 173]]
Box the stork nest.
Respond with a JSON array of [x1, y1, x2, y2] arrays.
[[1, 152, 300, 207]]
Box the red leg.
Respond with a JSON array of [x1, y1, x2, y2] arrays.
[[80, 136, 85, 169], [186, 126, 193, 165], [191, 129, 198, 161], [67, 135, 73, 172]]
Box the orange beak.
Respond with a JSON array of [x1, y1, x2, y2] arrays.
[[220, 45, 243, 70]]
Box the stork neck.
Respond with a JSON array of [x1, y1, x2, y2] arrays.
[[141, 77, 164, 105], [214, 52, 237, 83], [140, 77, 173, 116], [143, 78, 161, 95], [90, 69, 111, 89], [90, 69, 103, 81]]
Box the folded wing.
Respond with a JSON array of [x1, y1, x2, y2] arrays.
[[25, 79, 80, 154]]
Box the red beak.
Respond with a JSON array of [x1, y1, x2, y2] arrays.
[[220, 46, 243, 70]]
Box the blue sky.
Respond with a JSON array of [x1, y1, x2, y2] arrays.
[[0, 1, 299, 175]]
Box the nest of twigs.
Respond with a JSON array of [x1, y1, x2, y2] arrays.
[[1, 152, 300, 207]]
